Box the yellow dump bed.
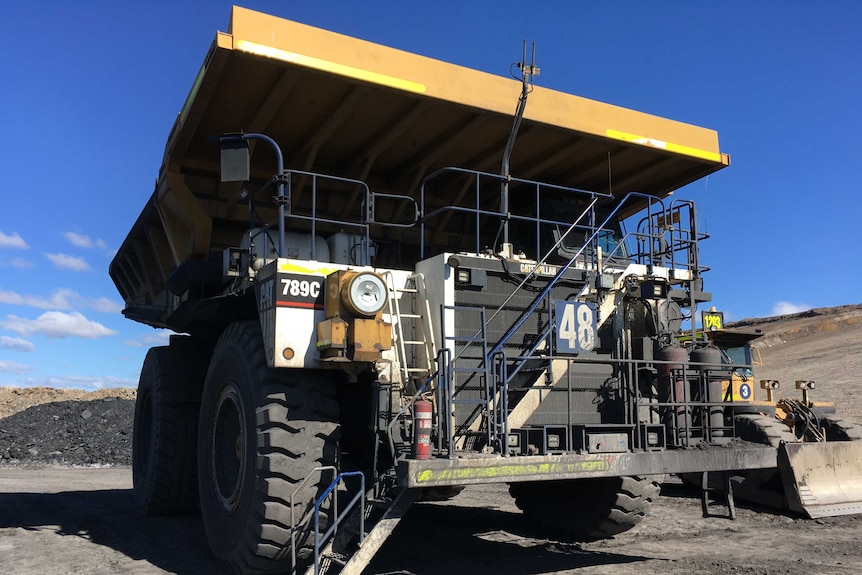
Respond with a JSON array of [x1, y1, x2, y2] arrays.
[[110, 6, 729, 328]]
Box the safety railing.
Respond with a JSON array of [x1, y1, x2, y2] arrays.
[[282, 170, 373, 264], [428, 188, 720, 457], [419, 166, 614, 261], [249, 165, 708, 279], [287, 466, 367, 575], [312, 470, 366, 575], [629, 199, 709, 275], [247, 168, 420, 266], [436, 348, 744, 455]]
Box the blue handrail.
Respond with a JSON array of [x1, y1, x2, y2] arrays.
[[313, 470, 366, 575]]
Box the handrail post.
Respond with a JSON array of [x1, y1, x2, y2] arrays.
[[233, 133, 286, 255]]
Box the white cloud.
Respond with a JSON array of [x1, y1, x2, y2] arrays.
[[0, 231, 28, 249], [10, 257, 33, 268], [45, 253, 91, 271], [0, 360, 32, 374], [63, 232, 109, 251], [0, 288, 123, 314], [1, 311, 117, 339], [124, 330, 174, 348], [0, 256, 34, 269], [0, 336, 35, 352], [772, 301, 813, 316], [89, 297, 124, 314], [0, 288, 75, 309]]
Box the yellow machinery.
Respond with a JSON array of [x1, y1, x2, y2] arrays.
[[110, 7, 862, 575], [689, 310, 862, 517]]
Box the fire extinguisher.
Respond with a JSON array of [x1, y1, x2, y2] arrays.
[[412, 399, 432, 460]]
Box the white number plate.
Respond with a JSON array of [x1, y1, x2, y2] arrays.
[[555, 301, 597, 353]]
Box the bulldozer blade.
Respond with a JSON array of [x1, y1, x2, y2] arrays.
[[778, 441, 862, 518]]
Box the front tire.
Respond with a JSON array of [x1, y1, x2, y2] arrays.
[[820, 414, 862, 441], [509, 476, 661, 541], [198, 321, 341, 574]]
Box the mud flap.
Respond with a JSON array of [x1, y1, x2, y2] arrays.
[[778, 441, 862, 518]]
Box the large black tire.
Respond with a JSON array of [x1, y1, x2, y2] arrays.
[[734, 413, 798, 447], [197, 321, 341, 575], [509, 476, 661, 541], [132, 344, 203, 515], [820, 414, 862, 441]]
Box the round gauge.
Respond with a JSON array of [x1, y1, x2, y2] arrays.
[[344, 272, 387, 316]]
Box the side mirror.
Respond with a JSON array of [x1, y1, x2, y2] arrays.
[[220, 138, 250, 182]]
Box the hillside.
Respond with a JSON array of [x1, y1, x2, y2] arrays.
[[733, 303, 862, 419]]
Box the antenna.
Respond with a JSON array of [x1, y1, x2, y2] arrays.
[[499, 41, 539, 257], [607, 151, 613, 197]]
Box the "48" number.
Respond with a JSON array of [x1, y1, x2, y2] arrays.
[[556, 301, 597, 353]]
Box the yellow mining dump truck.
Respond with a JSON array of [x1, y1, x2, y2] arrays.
[[109, 7, 862, 574]]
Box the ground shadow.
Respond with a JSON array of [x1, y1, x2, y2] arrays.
[[0, 488, 224, 574], [362, 500, 658, 575], [0, 485, 661, 575]]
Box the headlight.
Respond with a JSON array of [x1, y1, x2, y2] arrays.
[[342, 272, 387, 316]]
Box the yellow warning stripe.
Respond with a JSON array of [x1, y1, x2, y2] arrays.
[[236, 40, 427, 94], [606, 129, 722, 163], [415, 459, 610, 483], [277, 260, 341, 276]]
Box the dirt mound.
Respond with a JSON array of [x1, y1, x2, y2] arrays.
[[0, 387, 136, 420], [730, 303, 862, 420], [0, 390, 135, 466], [732, 303, 862, 348]]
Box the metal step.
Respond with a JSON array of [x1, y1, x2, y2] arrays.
[[308, 488, 420, 575]]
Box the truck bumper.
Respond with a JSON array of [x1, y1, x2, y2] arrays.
[[398, 446, 777, 488]]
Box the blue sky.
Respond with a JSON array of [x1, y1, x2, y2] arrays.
[[1, 1, 860, 389]]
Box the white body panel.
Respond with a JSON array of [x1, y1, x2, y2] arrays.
[[258, 258, 411, 370], [414, 253, 457, 365]]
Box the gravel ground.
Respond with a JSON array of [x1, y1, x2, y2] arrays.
[[1, 305, 861, 575]]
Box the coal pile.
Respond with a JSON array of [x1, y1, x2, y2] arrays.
[[0, 397, 134, 465]]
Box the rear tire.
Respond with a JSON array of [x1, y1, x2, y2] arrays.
[[197, 321, 341, 574], [509, 476, 661, 541], [132, 345, 203, 515]]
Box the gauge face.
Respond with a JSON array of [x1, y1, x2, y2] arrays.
[[346, 273, 386, 316]]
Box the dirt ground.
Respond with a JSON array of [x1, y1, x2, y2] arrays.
[[3, 468, 862, 575], [2, 303, 862, 574]]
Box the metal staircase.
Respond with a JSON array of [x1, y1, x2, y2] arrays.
[[299, 467, 419, 575], [436, 191, 682, 456]]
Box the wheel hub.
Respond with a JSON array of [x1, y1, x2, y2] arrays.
[[211, 384, 247, 514]]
